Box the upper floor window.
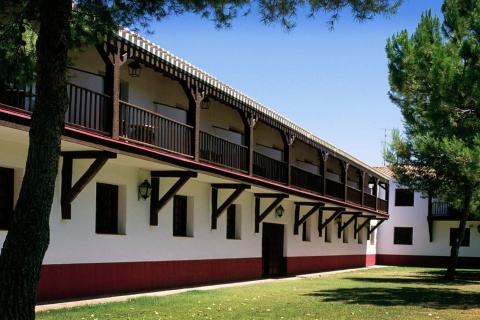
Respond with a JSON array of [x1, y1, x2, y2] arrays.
[[0, 167, 14, 230], [450, 228, 470, 247], [173, 195, 188, 237], [96, 183, 118, 234], [395, 189, 414, 206], [394, 227, 413, 245]]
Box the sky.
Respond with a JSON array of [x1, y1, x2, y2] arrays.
[[139, 0, 444, 167]]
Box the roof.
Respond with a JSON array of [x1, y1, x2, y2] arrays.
[[373, 166, 393, 178], [118, 28, 391, 181]]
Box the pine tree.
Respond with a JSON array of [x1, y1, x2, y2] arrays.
[[385, 0, 480, 280]]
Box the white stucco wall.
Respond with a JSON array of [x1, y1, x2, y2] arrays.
[[0, 134, 374, 266], [377, 180, 480, 258]]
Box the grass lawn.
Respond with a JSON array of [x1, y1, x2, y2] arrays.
[[36, 267, 480, 319]]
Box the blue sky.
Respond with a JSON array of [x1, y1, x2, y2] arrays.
[[141, 0, 444, 167]]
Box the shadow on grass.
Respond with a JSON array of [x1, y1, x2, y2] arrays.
[[342, 269, 480, 286], [305, 270, 480, 310]]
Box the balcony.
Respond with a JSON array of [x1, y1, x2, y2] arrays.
[[200, 131, 247, 172], [0, 81, 389, 214], [347, 186, 362, 205], [253, 151, 287, 184], [291, 165, 323, 194], [120, 101, 192, 156]]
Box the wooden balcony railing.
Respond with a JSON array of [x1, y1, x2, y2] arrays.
[[200, 131, 248, 172], [0, 84, 35, 111], [377, 198, 388, 212], [431, 202, 461, 217], [326, 178, 344, 200], [1, 81, 391, 213], [347, 186, 362, 205], [66, 83, 110, 134], [291, 166, 323, 194], [253, 152, 287, 184], [120, 101, 193, 156], [364, 193, 376, 209]]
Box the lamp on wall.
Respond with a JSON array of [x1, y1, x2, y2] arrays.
[[128, 60, 142, 77], [368, 177, 375, 189], [201, 96, 211, 109], [335, 215, 342, 224], [275, 205, 285, 218], [138, 179, 152, 201]]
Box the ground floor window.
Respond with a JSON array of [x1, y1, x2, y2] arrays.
[[96, 183, 119, 234], [393, 227, 413, 245], [0, 167, 14, 230], [450, 228, 470, 247], [226, 204, 238, 239], [173, 195, 188, 237]]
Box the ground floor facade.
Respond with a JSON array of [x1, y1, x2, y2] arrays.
[[376, 174, 480, 270], [0, 127, 381, 302]]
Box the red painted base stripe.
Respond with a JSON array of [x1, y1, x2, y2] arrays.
[[286, 254, 375, 275], [377, 254, 480, 269], [37, 258, 262, 302]]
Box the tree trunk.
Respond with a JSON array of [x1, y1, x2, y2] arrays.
[[0, 1, 71, 319], [444, 189, 472, 281]]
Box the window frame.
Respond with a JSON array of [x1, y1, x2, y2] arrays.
[[393, 227, 413, 245], [226, 204, 237, 240], [173, 195, 188, 237], [96, 183, 119, 235], [449, 228, 470, 247], [395, 189, 414, 207], [0, 167, 14, 230]]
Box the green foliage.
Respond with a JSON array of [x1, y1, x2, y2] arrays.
[[385, 0, 480, 218]]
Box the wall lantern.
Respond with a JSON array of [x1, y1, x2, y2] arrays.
[[368, 177, 375, 189], [138, 179, 152, 201], [128, 61, 142, 77], [201, 96, 211, 109], [335, 215, 342, 224], [275, 205, 285, 218]]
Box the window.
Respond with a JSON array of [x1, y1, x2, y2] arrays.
[[450, 228, 470, 247], [96, 183, 118, 234], [302, 221, 311, 242], [394, 227, 413, 245], [173, 195, 187, 237], [395, 189, 414, 206], [0, 167, 14, 230], [226, 205, 237, 239]]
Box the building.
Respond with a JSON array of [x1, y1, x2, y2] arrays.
[[376, 167, 480, 268], [0, 29, 390, 302]]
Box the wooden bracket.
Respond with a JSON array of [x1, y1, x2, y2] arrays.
[[318, 207, 345, 237], [367, 219, 387, 239], [354, 216, 373, 239], [150, 170, 198, 226], [337, 212, 361, 239], [293, 202, 325, 235], [211, 183, 251, 229], [254, 193, 289, 233], [61, 151, 117, 219]]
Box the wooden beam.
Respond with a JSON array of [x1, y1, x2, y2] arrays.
[[338, 212, 361, 239], [254, 193, 289, 233], [293, 202, 325, 235], [211, 184, 251, 229], [368, 219, 387, 235], [318, 207, 345, 237], [150, 171, 198, 226], [354, 216, 373, 237], [60, 151, 117, 219]]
